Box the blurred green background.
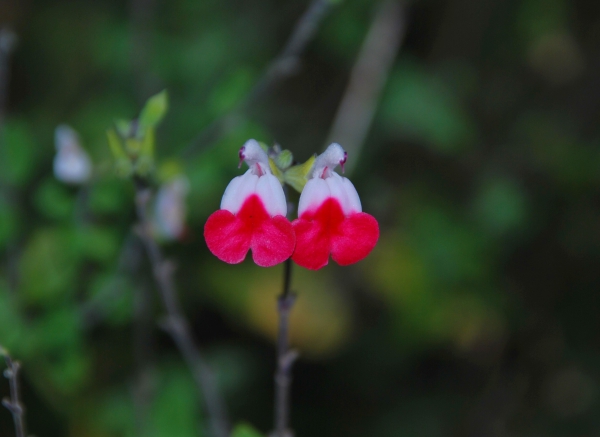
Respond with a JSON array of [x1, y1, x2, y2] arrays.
[[2, 0, 600, 436]]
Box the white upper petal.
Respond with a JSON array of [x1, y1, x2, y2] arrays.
[[298, 178, 330, 216], [311, 143, 345, 179], [298, 173, 362, 216], [220, 170, 259, 213], [340, 175, 362, 213], [325, 173, 362, 214], [241, 139, 271, 176], [255, 173, 287, 216]]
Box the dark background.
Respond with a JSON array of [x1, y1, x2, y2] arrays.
[[1, 0, 600, 436]]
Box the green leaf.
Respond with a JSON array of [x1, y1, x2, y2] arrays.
[[135, 127, 155, 176], [139, 89, 169, 129], [268, 158, 284, 184], [107, 129, 132, 176], [283, 155, 316, 193], [231, 423, 265, 437]]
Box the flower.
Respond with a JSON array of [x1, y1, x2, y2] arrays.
[[153, 175, 190, 241], [204, 139, 295, 267], [54, 125, 92, 184], [291, 143, 379, 270]]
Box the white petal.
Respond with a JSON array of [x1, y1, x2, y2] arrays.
[[255, 173, 287, 216], [340, 175, 362, 213], [324, 173, 362, 215], [311, 143, 346, 178], [55, 124, 80, 152], [154, 180, 187, 240], [241, 139, 271, 176], [220, 170, 258, 214], [53, 149, 92, 184], [298, 178, 330, 216]]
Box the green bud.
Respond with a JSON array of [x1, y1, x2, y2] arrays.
[[274, 149, 293, 170]]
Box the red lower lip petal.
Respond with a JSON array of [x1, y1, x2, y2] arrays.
[[205, 194, 294, 267], [292, 197, 379, 270]]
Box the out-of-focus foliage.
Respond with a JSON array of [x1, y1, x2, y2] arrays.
[[1, 0, 600, 436]]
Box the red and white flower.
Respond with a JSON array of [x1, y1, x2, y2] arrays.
[[292, 143, 379, 270], [204, 139, 295, 267]]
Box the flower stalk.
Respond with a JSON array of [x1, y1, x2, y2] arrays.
[[272, 258, 299, 437]]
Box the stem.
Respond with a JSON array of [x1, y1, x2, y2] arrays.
[[272, 258, 298, 437], [133, 182, 230, 437], [2, 351, 26, 437]]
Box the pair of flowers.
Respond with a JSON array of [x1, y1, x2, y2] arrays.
[[204, 140, 379, 270]]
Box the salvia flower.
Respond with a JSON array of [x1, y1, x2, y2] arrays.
[[54, 125, 92, 184], [292, 143, 379, 270], [204, 139, 295, 267], [153, 176, 190, 241]]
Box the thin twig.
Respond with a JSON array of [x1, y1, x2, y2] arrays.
[[271, 259, 299, 437], [325, 0, 407, 174], [133, 181, 229, 437], [181, 0, 334, 159], [1, 349, 26, 437]]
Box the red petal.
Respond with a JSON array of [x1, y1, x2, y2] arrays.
[[292, 198, 379, 269], [292, 198, 345, 270], [291, 217, 330, 270], [204, 209, 251, 264], [205, 195, 294, 266], [251, 215, 295, 267], [331, 212, 379, 266]]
